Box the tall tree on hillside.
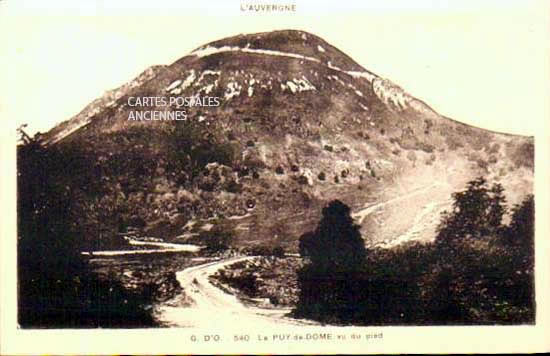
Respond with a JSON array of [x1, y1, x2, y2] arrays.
[[295, 200, 367, 322], [436, 177, 507, 244]]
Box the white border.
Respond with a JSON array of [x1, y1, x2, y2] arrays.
[[1, 1, 549, 354]]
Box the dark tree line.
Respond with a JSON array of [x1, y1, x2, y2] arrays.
[[295, 178, 534, 325], [17, 133, 155, 328]]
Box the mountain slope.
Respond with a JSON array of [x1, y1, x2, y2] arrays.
[[36, 30, 534, 250]]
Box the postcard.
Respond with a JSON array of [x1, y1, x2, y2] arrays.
[[1, 0, 549, 354]]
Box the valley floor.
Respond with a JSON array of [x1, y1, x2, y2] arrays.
[[115, 181, 453, 328]]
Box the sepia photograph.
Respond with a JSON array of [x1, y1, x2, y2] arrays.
[[1, 0, 549, 354]]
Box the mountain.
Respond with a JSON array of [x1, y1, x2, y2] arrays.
[[35, 30, 533, 250]]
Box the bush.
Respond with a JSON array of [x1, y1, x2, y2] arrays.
[[224, 179, 242, 193], [246, 245, 285, 257], [213, 271, 258, 297], [18, 270, 155, 328], [297, 175, 309, 185], [272, 246, 285, 258], [199, 222, 235, 253], [423, 238, 534, 324], [361, 244, 436, 324], [247, 245, 272, 256]]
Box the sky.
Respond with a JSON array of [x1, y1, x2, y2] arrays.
[[1, 0, 549, 136]]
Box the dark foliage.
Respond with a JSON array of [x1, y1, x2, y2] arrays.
[[294, 179, 534, 325], [214, 271, 258, 298], [18, 273, 155, 328], [199, 225, 234, 253], [361, 245, 437, 324], [436, 177, 506, 243], [167, 122, 235, 180], [17, 136, 155, 328], [272, 246, 285, 258], [502, 195, 534, 248], [295, 200, 367, 322], [245, 245, 286, 257], [407, 180, 533, 325], [275, 166, 285, 175]]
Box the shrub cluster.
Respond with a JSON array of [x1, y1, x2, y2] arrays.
[[295, 179, 534, 325]]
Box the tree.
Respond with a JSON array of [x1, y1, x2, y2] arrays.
[[295, 200, 367, 322], [299, 200, 366, 271], [431, 178, 534, 324], [436, 177, 506, 244], [504, 194, 534, 248]]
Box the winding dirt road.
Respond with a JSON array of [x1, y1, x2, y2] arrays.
[[154, 256, 316, 328]]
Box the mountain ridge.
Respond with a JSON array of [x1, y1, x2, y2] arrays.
[[31, 30, 533, 251], [41, 30, 531, 144]]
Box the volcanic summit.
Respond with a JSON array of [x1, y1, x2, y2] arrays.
[[36, 30, 534, 250]]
